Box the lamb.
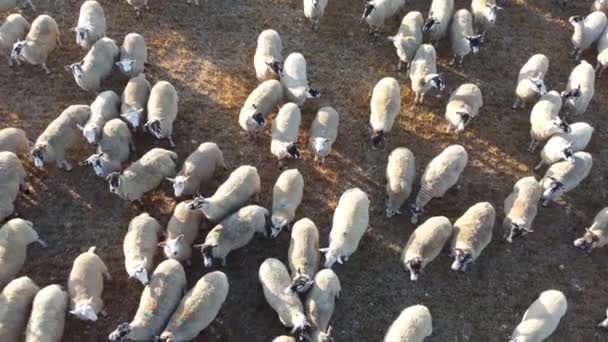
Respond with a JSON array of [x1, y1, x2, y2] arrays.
[[596, 22, 608, 76], [0, 13, 29, 67], [561, 60, 595, 117], [158, 271, 229, 341], [259, 258, 311, 338], [0, 219, 45, 288], [509, 290, 567, 342], [449, 9, 482, 67], [304, 269, 340, 342], [450, 202, 495, 272], [0, 277, 39, 342], [72, 1, 106, 50], [67, 247, 111, 322], [271, 103, 302, 167], [402, 216, 453, 281], [281, 53, 321, 107], [0, 127, 29, 155], [573, 207, 608, 253], [123, 213, 161, 286], [422, 0, 454, 42], [410, 145, 468, 224], [0, 151, 26, 222], [369, 77, 400, 148], [287, 218, 320, 294], [409, 44, 445, 104], [79, 90, 120, 144], [309, 106, 339, 163], [303, 0, 329, 31], [383, 305, 432, 342], [385, 147, 416, 218], [0, 0, 35, 11], [120, 73, 151, 131], [188, 165, 261, 222], [387, 11, 423, 71], [158, 200, 204, 265], [239, 79, 284, 135], [194, 205, 269, 267], [24, 284, 68, 342], [144, 81, 178, 147], [320, 188, 370, 268], [106, 148, 178, 202], [108, 260, 186, 341], [535, 122, 594, 170], [11, 14, 61, 74], [512, 54, 549, 110], [471, 0, 502, 42], [528, 91, 570, 152], [116, 33, 147, 78], [503, 177, 543, 243], [271, 169, 304, 237], [445, 83, 483, 133], [166, 142, 227, 198], [80, 118, 134, 177], [540, 152, 592, 206], [362, 0, 406, 36], [254, 29, 283, 81], [569, 12, 607, 61], [592, 0, 608, 14], [126, 0, 150, 17], [65, 37, 119, 92]]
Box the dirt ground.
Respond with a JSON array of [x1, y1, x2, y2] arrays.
[[1, 0, 607, 341]]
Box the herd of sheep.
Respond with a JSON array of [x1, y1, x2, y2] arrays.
[[0, 0, 607, 341]]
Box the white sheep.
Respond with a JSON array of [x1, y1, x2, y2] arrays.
[[592, 0, 608, 14], [0, 276, 39, 342], [304, 269, 341, 342], [387, 11, 423, 71], [0, 151, 26, 222], [561, 60, 595, 117], [303, 0, 329, 31], [271, 169, 304, 237], [166, 142, 227, 198], [309, 106, 339, 163], [158, 200, 204, 265], [106, 147, 178, 202], [271, 103, 302, 167], [273, 336, 297, 342], [535, 122, 593, 170], [596, 22, 608, 76], [254, 29, 283, 81], [120, 73, 151, 131], [188, 165, 261, 222], [281, 53, 320, 107], [370, 77, 400, 148], [471, 0, 502, 42], [409, 44, 445, 104], [65, 37, 119, 92], [0, 13, 29, 67], [108, 259, 186, 341], [383, 305, 432, 342], [287, 218, 320, 294], [24, 284, 68, 342], [126, 0, 150, 17], [116, 33, 147, 78], [449, 9, 482, 67], [0, 219, 45, 288], [80, 118, 134, 177], [503, 177, 543, 243], [509, 290, 567, 342], [540, 152, 592, 206], [411, 145, 468, 224], [67, 246, 111, 322], [72, 1, 106, 50], [450, 202, 495, 272], [239, 79, 284, 135], [574, 207, 608, 253], [528, 91, 570, 152], [569, 12, 607, 61], [422, 0, 454, 42], [512, 54, 549, 110], [123, 213, 161, 286], [445, 83, 483, 133], [79, 90, 120, 144], [362, 0, 405, 36], [320, 188, 369, 268], [402, 216, 453, 281], [194, 205, 269, 267], [144, 80, 179, 146], [0, 127, 30, 156], [0, 0, 35, 11], [385, 147, 416, 218], [11, 14, 61, 74], [159, 271, 229, 341]]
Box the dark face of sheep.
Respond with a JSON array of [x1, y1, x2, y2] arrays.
[[295, 322, 312, 342], [562, 145, 575, 164], [252, 112, 265, 127], [72, 27, 90, 46], [574, 229, 599, 253], [552, 120, 571, 134], [505, 222, 533, 243], [108, 322, 131, 341], [65, 63, 84, 78], [106, 172, 121, 193], [266, 60, 283, 76], [530, 76, 547, 96], [410, 205, 423, 224], [457, 111, 471, 132], [430, 75, 445, 92], [422, 14, 439, 33], [543, 177, 565, 200], [31, 145, 46, 168], [199, 244, 217, 268], [11, 40, 25, 61], [569, 15, 584, 25], [451, 248, 473, 271], [80, 153, 105, 177], [371, 130, 384, 148], [144, 120, 163, 139], [408, 258, 423, 281], [306, 87, 321, 99], [286, 142, 301, 159], [116, 59, 136, 74], [362, 3, 375, 19], [466, 35, 483, 54], [290, 270, 314, 293], [188, 196, 208, 210], [561, 85, 581, 101]]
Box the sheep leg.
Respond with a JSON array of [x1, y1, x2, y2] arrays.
[[135, 8, 141, 18], [527, 139, 537, 153], [599, 65, 607, 78], [313, 20, 320, 32], [6, 55, 13, 67], [167, 135, 175, 148], [129, 140, 136, 152], [511, 98, 520, 110], [25, 0, 35, 10], [42, 63, 51, 75], [449, 56, 457, 66], [62, 160, 73, 171], [100, 308, 108, 317], [445, 124, 452, 133], [542, 199, 550, 207], [534, 160, 544, 170], [221, 257, 227, 266]]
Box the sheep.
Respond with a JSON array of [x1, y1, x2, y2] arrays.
[[287, 218, 320, 294], [116, 33, 147, 78], [271, 169, 304, 237], [106, 148, 178, 202], [281, 53, 321, 107], [80, 118, 134, 177], [158, 271, 229, 341], [561, 60, 595, 117], [385, 147, 416, 218], [65, 37, 119, 92], [445, 83, 483, 133], [387, 11, 423, 72], [158, 200, 204, 265], [108, 259, 187, 341], [72, 1, 106, 50], [509, 290, 567, 342], [362, 0, 406, 36], [123, 213, 161, 286], [188, 165, 261, 222], [383, 305, 432, 342], [24, 284, 68, 342], [410, 145, 468, 224], [0, 219, 45, 288], [304, 269, 340, 342], [599, 307, 608, 329], [259, 258, 311, 338], [271, 103, 302, 167], [528, 91, 570, 152], [166, 142, 227, 198], [569, 12, 607, 61], [503, 177, 543, 243], [320, 188, 369, 268], [402, 216, 453, 281], [540, 152, 593, 206], [273, 337, 296, 342], [0, 0, 35, 11], [0, 13, 29, 67], [67, 247, 111, 322], [79, 90, 120, 144], [369, 77, 400, 148], [194, 205, 269, 268], [120, 73, 151, 131], [144, 80, 178, 147], [11, 15, 61, 74], [0, 277, 39, 342], [535, 122, 594, 170], [422, 0, 454, 42], [254, 29, 283, 82], [303, 0, 328, 31], [596, 22, 608, 76], [592, 0, 608, 14], [309, 106, 339, 163], [409, 44, 445, 104], [450, 202, 495, 272], [0, 127, 29, 156], [449, 9, 482, 67], [0, 151, 25, 222], [239, 79, 284, 135], [471, 0, 502, 42], [126, 0, 150, 17], [573, 207, 608, 253], [512, 54, 549, 110]]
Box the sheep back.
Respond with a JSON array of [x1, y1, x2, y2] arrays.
[[0, 276, 39, 341], [271, 103, 302, 159], [259, 258, 306, 329], [288, 218, 320, 285], [449, 9, 475, 57], [118, 33, 147, 77], [510, 290, 567, 342], [165, 200, 204, 261], [386, 147, 416, 215], [0, 13, 29, 58], [124, 213, 161, 276], [402, 216, 453, 268], [416, 145, 468, 208], [309, 106, 339, 160], [24, 284, 68, 342], [409, 44, 437, 94], [383, 305, 432, 342], [451, 202, 495, 259], [76, 0, 106, 49], [304, 268, 341, 332], [0, 219, 40, 288], [0, 151, 25, 221], [239, 79, 284, 132], [328, 188, 370, 257], [0, 127, 29, 155], [147, 81, 178, 137], [272, 169, 304, 229], [254, 29, 283, 81], [176, 142, 227, 197], [503, 177, 542, 230], [391, 11, 423, 64], [121, 73, 151, 129], [370, 77, 400, 133], [202, 165, 261, 222], [428, 0, 454, 41], [115, 148, 177, 201]]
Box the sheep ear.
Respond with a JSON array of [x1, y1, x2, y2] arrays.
[[69, 309, 78, 315], [166, 177, 176, 183], [157, 241, 167, 247], [70, 27, 77, 32], [77, 124, 84, 131], [319, 247, 330, 253], [142, 257, 148, 267]]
